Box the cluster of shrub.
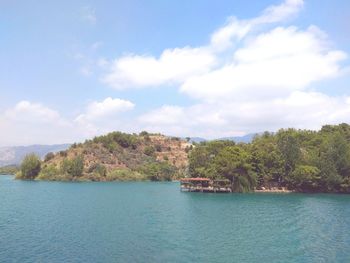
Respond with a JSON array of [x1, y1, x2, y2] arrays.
[[189, 123, 350, 193], [16, 154, 85, 181], [90, 131, 139, 152], [16, 152, 179, 182]]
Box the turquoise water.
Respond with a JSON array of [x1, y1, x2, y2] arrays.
[[1, 175, 350, 263]]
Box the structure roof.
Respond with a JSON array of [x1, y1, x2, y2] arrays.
[[180, 178, 210, 182]]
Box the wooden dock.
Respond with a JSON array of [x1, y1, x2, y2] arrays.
[[180, 178, 232, 193]]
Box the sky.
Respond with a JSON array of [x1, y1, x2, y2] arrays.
[[1, 0, 350, 146]]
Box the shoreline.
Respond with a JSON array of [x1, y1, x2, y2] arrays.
[[254, 187, 294, 193], [3, 176, 350, 193]]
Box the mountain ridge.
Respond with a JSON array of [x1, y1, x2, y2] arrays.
[[0, 144, 70, 167], [188, 133, 259, 143]]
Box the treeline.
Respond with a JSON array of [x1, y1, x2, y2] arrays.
[[189, 124, 350, 193], [0, 165, 18, 175]]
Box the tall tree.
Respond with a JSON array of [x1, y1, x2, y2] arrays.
[[277, 129, 301, 181], [18, 154, 41, 180], [213, 146, 256, 192]]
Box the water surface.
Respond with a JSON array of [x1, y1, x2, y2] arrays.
[[1, 175, 349, 262]]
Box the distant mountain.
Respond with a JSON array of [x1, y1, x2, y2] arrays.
[[189, 133, 259, 144], [219, 133, 259, 143], [0, 144, 70, 167], [188, 137, 207, 143]]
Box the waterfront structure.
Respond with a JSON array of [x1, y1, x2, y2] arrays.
[[180, 178, 232, 193]]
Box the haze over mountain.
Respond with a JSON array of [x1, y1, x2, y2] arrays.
[[0, 133, 259, 167], [0, 144, 70, 167], [219, 133, 259, 143], [189, 133, 258, 143]]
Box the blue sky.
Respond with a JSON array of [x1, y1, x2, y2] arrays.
[[1, 0, 350, 146]]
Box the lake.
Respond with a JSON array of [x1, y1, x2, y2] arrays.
[[0, 175, 350, 263]]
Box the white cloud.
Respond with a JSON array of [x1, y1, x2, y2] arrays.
[[138, 91, 350, 139], [181, 26, 347, 101], [139, 106, 186, 126], [0, 98, 135, 146], [102, 47, 216, 89], [209, 18, 251, 52], [5, 101, 63, 124], [76, 97, 134, 122], [256, 0, 303, 24], [74, 97, 135, 138], [103, 0, 305, 89], [0, 101, 76, 146], [210, 0, 304, 51], [3, 0, 350, 146], [98, 0, 349, 138]]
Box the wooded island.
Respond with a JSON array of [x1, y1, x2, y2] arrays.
[[13, 123, 350, 193]]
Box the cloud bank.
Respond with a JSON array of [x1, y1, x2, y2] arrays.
[[99, 0, 349, 139], [0, 98, 135, 146], [2, 0, 349, 145]]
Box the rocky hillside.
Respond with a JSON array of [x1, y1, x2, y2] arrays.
[[37, 131, 192, 181]]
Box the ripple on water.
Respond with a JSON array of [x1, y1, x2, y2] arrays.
[[0, 177, 350, 263]]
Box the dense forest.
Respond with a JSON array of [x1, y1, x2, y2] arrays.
[[189, 124, 350, 193]]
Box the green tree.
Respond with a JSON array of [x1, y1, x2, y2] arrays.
[[188, 140, 235, 178], [144, 146, 155, 156], [213, 146, 256, 192], [326, 132, 350, 177], [37, 164, 59, 180], [139, 131, 149, 136], [250, 134, 284, 187], [317, 154, 342, 192], [188, 144, 211, 178], [140, 162, 176, 181], [277, 129, 301, 180], [69, 155, 84, 177], [88, 163, 107, 177], [19, 154, 41, 179], [60, 156, 84, 177], [186, 124, 350, 193], [288, 165, 320, 192], [44, 152, 55, 162]]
